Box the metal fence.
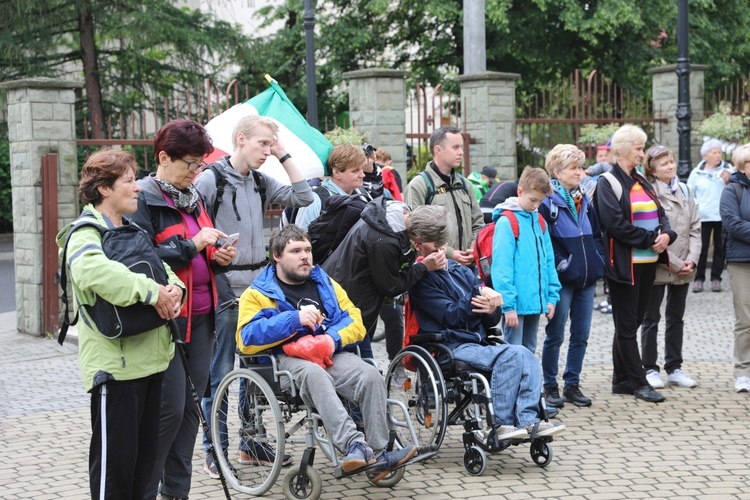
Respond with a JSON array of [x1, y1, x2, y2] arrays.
[[517, 69, 667, 170]]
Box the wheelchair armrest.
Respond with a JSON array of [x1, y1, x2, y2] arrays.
[[486, 335, 506, 345], [410, 332, 445, 344]]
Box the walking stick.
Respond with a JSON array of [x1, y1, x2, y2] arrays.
[[169, 319, 232, 500]]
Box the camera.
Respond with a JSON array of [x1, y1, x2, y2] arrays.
[[361, 144, 376, 156]]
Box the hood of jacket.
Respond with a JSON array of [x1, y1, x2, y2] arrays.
[[491, 197, 525, 221], [360, 196, 411, 251]]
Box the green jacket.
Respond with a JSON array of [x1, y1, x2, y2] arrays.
[[405, 164, 485, 259], [467, 172, 490, 202], [56, 205, 184, 392]]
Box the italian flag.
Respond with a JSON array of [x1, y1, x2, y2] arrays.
[[204, 75, 332, 183]]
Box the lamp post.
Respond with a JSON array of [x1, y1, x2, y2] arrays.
[[303, 0, 318, 128], [464, 0, 486, 74], [676, 0, 692, 180]]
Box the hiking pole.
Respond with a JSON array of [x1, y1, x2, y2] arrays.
[[169, 319, 232, 500]]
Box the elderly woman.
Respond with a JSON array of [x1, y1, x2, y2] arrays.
[[131, 119, 237, 500], [539, 144, 605, 409], [640, 146, 702, 390], [56, 150, 184, 499], [688, 138, 733, 292], [720, 144, 750, 393], [596, 125, 676, 403]]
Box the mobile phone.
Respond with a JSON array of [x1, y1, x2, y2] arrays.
[[221, 233, 239, 249]]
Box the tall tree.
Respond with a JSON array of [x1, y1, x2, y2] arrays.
[[0, 0, 249, 135]]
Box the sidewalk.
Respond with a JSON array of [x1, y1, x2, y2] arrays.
[[1, 274, 748, 499]]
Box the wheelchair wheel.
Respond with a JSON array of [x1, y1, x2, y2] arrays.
[[282, 464, 322, 500], [212, 368, 285, 496], [530, 440, 553, 468], [385, 345, 447, 450], [367, 462, 405, 488], [463, 445, 487, 476]]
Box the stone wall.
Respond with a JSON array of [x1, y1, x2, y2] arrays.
[[343, 69, 408, 182], [458, 72, 520, 180], [649, 64, 708, 168], [0, 78, 82, 335]]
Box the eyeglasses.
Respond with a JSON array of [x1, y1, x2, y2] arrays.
[[176, 157, 207, 172]]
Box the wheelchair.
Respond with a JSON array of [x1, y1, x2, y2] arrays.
[[384, 333, 556, 476], [210, 352, 436, 499]]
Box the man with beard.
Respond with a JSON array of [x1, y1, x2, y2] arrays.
[[236, 225, 417, 482]]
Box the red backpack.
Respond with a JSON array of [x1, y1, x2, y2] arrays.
[[474, 210, 547, 288]]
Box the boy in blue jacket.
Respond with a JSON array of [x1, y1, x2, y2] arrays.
[[491, 167, 561, 353]]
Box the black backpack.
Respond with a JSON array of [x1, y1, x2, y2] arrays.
[[308, 194, 369, 265], [207, 160, 266, 221], [420, 170, 470, 205], [58, 212, 170, 345]]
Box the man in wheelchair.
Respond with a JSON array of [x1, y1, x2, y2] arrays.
[[236, 225, 417, 482], [408, 207, 565, 441]]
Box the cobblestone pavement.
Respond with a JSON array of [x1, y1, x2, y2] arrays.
[[2, 272, 750, 499]]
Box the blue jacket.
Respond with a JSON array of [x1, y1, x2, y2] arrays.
[[490, 199, 561, 315], [539, 188, 605, 288], [409, 260, 503, 350], [720, 172, 750, 263], [236, 264, 365, 355]]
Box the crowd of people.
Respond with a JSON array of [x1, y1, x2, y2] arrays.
[[59, 119, 750, 499]]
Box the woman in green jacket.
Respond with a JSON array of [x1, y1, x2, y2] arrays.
[[56, 150, 185, 500]]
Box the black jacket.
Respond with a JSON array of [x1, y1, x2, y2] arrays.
[[721, 172, 750, 263], [322, 197, 428, 334], [595, 165, 676, 285]]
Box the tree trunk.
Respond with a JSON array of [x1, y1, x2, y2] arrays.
[[78, 0, 105, 139]]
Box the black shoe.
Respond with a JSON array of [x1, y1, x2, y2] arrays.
[[634, 385, 666, 403], [545, 406, 559, 419], [544, 387, 565, 408], [611, 381, 635, 395], [563, 384, 592, 407]]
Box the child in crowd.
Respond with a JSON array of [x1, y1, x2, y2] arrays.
[[490, 166, 561, 353]]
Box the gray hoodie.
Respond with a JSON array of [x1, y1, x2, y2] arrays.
[[194, 156, 314, 294]]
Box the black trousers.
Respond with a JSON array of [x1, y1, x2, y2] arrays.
[[640, 283, 690, 374], [89, 373, 163, 500], [609, 264, 656, 388], [696, 221, 725, 282]]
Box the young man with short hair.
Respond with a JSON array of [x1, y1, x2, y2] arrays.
[[236, 225, 417, 481]]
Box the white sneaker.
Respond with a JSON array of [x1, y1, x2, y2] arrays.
[[666, 369, 697, 388], [526, 421, 566, 438], [495, 425, 528, 440], [646, 369, 665, 389], [735, 376, 750, 393]]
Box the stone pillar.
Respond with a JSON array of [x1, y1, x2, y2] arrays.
[[649, 64, 708, 167], [343, 69, 408, 182], [457, 71, 520, 181], [0, 78, 83, 335]]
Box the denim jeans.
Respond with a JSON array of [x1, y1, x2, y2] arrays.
[[202, 304, 239, 454], [640, 283, 689, 374], [542, 284, 595, 390], [453, 343, 542, 428], [502, 314, 541, 354]]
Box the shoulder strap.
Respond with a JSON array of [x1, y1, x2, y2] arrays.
[[456, 173, 469, 193], [678, 181, 690, 200], [419, 170, 436, 205], [206, 164, 227, 216], [537, 212, 547, 233], [500, 210, 520, 239], [601, 171, 622, 201], [549, 203, 558, 224], [251, 169, 267, 211], [58, 214, 106, 345]]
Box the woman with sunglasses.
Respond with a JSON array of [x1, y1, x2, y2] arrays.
[[596, 125, 676, 404], [131, 119, 237, 500], [640, 145, 701, 390]]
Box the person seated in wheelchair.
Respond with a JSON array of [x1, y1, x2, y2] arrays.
[[408, 206, 565, 441], [236, 224, 417, 482]]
